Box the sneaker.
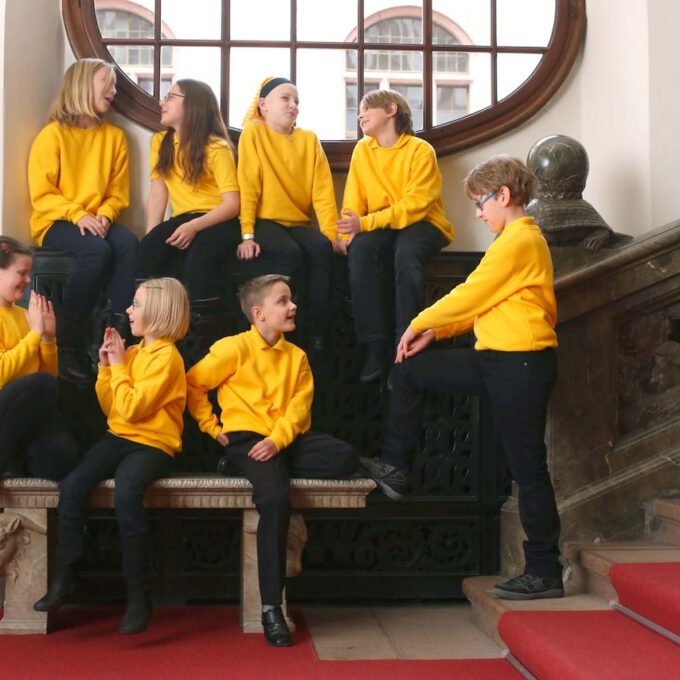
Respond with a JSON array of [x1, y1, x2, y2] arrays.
[[491, 574, 564, 600], [359, 456, 408, 500]]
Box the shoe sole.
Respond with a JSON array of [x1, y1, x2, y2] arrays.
[[490, 587, 564, 600], [375, 478, 405, 501]]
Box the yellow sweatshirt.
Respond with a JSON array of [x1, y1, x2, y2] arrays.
[[150, 132, 239, 217], [342, 134, 453, 242], [0, 305, 57, 388], [95, 339, 186, 456], [411, 217, 557, 351], [28, 121, 130, 245], [237, 121, 338, 240], [186, 326, 313, 452]]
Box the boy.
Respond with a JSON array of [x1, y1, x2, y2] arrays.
[[361, 156, 563, 600], [338, 89, 454, 382], [186, 274, 357, 646]]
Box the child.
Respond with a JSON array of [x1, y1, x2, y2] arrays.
[[237, 77, 342, 371], [136, 79, 240, 351], [186, 274, 357, 647], [361, 156, 562, 600], [28, 58, 138, 382], [338, 89, 453, 382], [34, 277, 190, 634], [0, 237, 77, 480]]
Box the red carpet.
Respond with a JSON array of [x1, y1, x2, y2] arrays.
[[610, 561, 680, 637], [499, 610, 680, 680], [0, 606, 522, 680]]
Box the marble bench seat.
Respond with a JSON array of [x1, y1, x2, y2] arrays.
[[0, 475, 376, 635]]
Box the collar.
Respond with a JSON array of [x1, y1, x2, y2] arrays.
[[366, 132, 410, 150], [137, 338, 174, 354], [248, 325, 286, 352]]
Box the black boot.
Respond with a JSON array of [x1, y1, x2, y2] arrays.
[[120, 534, 153, 634], [360, 340, 388, 383], [191, 297, 229, 359], [33, 564, 78, 611], [56, 318, 93, 383]]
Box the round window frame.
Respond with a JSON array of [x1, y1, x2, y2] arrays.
[[62, 0, 586, 169]]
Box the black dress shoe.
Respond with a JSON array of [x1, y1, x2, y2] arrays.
[[262, 606, 292, 647], [33, 570, 78, 612]]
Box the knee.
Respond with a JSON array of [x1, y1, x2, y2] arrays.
[[309, 236, 333, 262], [114, 481, 145, 514], [22, 372, 58, 399], [255, 485, 290, 515], [393, 247, 423, 280], [347, 234, 375, 267], [79, 237, 113, 268], [333, 446, 359, 478]]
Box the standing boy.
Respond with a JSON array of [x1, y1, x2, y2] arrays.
[[338, 89, 453, 382], [361, 156, 563, 600], [186, 274, 357, 646]]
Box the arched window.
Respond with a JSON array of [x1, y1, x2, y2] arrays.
[[63, 0, 585, 168]]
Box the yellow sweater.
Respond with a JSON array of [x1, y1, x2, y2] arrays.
[[237, 121, 338, 240], [150, 132, 239, 216], [342, 134, 453, 242], [186, 326, 313, 451], [28, 121, 130, 245], [0, 305, 57, 388], [411, 217, 557, 351], [95, 339, 186, 456]]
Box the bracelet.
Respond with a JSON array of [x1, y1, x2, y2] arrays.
[[241, 233, 255, 241]]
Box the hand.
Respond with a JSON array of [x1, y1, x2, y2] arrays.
[[104, 327, 126, 365], [395, 326, 435, 363], [26, 291, 45, 335], [216, 432, 229, 447], [96, 215, 111, 237], [98, 327, 114, 367], [236, 239, 261, 260], [247, 437, 278, 462], [77, 214, 107, 237], [337, 210, 361, 238], [39, 295, 56, 343], [332, 238, 349, 256], [165, 222, 197, 250]]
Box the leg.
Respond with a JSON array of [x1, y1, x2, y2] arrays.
[[26, 418, 79, 481], [239, 220, 303, 279], [136, 214, 194, 283], [286, 431, 358, 479], [103, 223, 139, 317], [393, 222, 447, 339]]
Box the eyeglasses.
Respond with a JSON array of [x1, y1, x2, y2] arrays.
[[474, 191, 496, 211], [162, 92, 185, 102], [130, 299, 143, 309]]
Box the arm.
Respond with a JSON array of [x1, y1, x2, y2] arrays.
[[97, 130, 130, 224], [311, 136, 339, 241], [236, 125, 262, 239], [146, 178, 169, 233]]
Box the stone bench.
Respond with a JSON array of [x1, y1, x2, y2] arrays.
[[0, 476, 376, 634]]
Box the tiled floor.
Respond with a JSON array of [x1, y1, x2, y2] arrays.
[[302, 603, 504, 660]]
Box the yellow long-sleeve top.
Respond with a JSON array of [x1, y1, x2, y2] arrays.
[[411, 217, 557, 351], [342, 133, 453, 242], [150, 132, 239, 217], [237, 121, 338, 240], [28, 121, 130, 245], [95, 339, 186, 456], [186, 326, 313, 452], [0, 305, 57, 388]]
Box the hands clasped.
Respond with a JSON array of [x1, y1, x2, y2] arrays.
[[99, 327, 126, 367]]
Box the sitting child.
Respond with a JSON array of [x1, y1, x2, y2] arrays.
[[186, 274, 357, 647]]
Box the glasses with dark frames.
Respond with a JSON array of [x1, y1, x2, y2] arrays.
[[473, 191, 496, 211]]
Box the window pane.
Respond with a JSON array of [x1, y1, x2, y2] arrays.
[[229, 48, 290, 129], [365, 49, 422, 73], [434, 84, 469, 125], [497, 53, 542, 99], [231, 0, 290, 40], [95, 0, 155, 40], [297, 0, 358, 42], [433, 0, 490, 46], [364, 1, 422, 44], [390, 83, 423, 131], [497, 0, 556, 47], [459, 52, 492, 114], [168, 46, 222, 99], [160, 0, 221, 40]]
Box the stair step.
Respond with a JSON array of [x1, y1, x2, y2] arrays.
[[655, 498, 680, 545]]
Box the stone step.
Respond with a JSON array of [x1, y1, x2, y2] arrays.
[[654, 498, 680, 545]]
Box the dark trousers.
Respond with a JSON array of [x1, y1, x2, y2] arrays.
[[137, 214, 242, 300], [56, 433, 174, 566], [43, 221, 138, 322], [383, 347, 561, 578], [253, 220, 332, 337], [0, 373, 77, 480], [222, 430, 357, 605], [347, 221, 446, 343]]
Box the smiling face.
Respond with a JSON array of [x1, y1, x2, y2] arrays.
[[92, 66, 116, 116], [0, 255, 32, 308], [126, 286, 148, 338], [254, 281, 297, 335], [258, 83, 299, 134], [358, 101, 396, 138], [159, 83, 185, 129]]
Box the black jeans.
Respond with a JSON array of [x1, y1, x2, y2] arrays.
[[0, 373, 77, 480], [222, 430, 357, 605], [383, 347, 561, 578], [347, 221, 446, 344], [43, 220, 138, 322]]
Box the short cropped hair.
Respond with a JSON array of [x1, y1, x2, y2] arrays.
[[463, 155, 538, 207], [0, 236, 32, 270], [138, 278, 190, 341], [49, 59, 116, 126], [361, 89, 414, 136], [239, 274, 291, 323]]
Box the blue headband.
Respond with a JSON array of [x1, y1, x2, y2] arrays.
[[260, 77, 294, 99]]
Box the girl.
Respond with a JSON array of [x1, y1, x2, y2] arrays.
[[28, 58, 138, 382], [136, 79, 241, 351], [34, 277, 190, 635], [237, 76, 341, 374], [0, 237, 77, 480]]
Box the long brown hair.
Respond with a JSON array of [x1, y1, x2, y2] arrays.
[[155, 79, 234, 186]]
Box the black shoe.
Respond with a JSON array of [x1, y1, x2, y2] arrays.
[[491, 574, 564, 600], [119, 591, 152, 634], [307, 336, 332, 380], [359, 456, 408, 500], [360, 342, 387, 383], [262, 606, 292, 647], [33, 571, 78, 611]]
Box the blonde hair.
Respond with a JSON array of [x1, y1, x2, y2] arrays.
[[49, 59, 116, 126], [238, 274, 291, 323], [242, 76, 295, 127], [138, 278, 190, 341], [361, 89, 414, 136], [463, 155, 538, 207]]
